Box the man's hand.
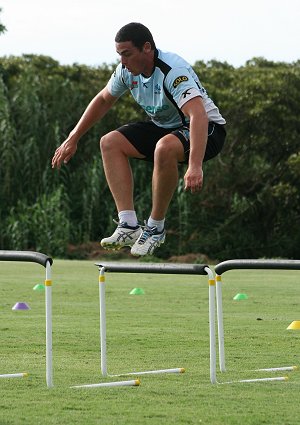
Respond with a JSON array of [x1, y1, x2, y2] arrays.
[[184, 166, 203, 193], [52, 135, 78, 169]]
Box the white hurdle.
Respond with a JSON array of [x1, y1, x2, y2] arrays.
[[96, 262, 214, 379], [0, 250, 53, 388], [213, 259, 300, 384]]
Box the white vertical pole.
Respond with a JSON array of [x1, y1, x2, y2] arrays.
[[216, 275, 226, 372], [99, 267, 107, 377], [204, 267, 217, 384], [45, 261, 53, 388]]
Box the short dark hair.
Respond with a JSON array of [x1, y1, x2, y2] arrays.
[[115, 22, 156, 51]]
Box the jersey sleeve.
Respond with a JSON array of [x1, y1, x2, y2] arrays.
[[164, 67, 204, 108], [106, 64, 128, 98]]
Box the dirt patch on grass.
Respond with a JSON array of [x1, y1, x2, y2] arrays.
[[67, 242, 217, 264]]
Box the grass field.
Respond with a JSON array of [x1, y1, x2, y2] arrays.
[[0, 259, 300, 425]]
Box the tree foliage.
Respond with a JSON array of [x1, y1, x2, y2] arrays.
[[0, 8, 6, 35], [0, 54, 300, 260]]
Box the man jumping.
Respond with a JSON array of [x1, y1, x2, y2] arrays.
[[52, 22, 226, 256]]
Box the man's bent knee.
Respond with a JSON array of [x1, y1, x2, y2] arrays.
[[100, 130, 144, 159], [154, 135, 185, 163], [99, 131, 118, 154]]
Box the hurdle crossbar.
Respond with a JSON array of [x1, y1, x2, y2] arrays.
[[213, 259, 300, 384], [95, 262, 215, 381], [0, 250, 53, 388]]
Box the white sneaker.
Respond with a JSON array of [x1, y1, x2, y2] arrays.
[[130, 224, 166, 256], [100, 220, 142, 250]]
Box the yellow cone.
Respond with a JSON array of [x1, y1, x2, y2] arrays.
[[287, 321, 300, 330]]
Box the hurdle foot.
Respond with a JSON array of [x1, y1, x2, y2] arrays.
[[110, 367, 185, 377], [71, 379, 140, 389], [0, 372, 29, 379]]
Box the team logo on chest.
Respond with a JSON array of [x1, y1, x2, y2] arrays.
[[154, 84, 161, 94], [130, 81, 138, 90]]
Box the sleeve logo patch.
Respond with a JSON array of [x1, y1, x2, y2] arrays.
[[173, 75, 188, 88]]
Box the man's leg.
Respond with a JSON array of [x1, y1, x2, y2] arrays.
[[151, 134, 185, 220], [100, 130, 144, 212], [99, 130, 144, 249], [131, 134, 185, 256]]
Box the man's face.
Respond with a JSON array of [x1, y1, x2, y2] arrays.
[[116, 41, 150, 76]]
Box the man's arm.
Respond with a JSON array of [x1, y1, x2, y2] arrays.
[[52, 86, 117, 169], [181, 97, 208, 193]]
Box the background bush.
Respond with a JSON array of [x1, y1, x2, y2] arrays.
[[0, 55, 299, 260]]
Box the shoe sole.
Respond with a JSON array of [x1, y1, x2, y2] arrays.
[[101, 242, 134, 250]]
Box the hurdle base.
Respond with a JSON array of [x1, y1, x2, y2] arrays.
[[71, 379, 140, 389], [219, 376, 288, 384], [255, 366, 298, 372], [0, 372, 29, 379], [109, 367, 185, 377], [213, 365, 298, 384]]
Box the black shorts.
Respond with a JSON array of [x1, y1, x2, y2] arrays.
[[116, 121, 226, 163]]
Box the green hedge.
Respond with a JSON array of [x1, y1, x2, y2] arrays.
[[0, 55, 300, 260]]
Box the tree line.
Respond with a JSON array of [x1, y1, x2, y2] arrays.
[[0, 54, 299, 261]]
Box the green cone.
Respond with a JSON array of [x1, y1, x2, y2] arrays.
[[130, 288, 145, 295], [233, 293, 248, 300], [33, 284, 45, 291]]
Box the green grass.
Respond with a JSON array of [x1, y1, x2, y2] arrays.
[[0, 259, 300, 425]]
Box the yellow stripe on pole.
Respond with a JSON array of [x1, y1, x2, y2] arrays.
[[215, 275, 222, 281], [209, 279, 215, 286], [99, 276, 105, 283], [45, 280, 52, 286]]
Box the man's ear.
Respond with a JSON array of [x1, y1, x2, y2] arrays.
[[143, 42, 152, 53]]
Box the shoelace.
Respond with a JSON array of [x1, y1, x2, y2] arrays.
[[113, 218, 136, 229], [113, 218, 124, 227], [138, 224, 157, 244]]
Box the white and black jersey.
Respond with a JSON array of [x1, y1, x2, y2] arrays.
[[107, 49, 226, 128]]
